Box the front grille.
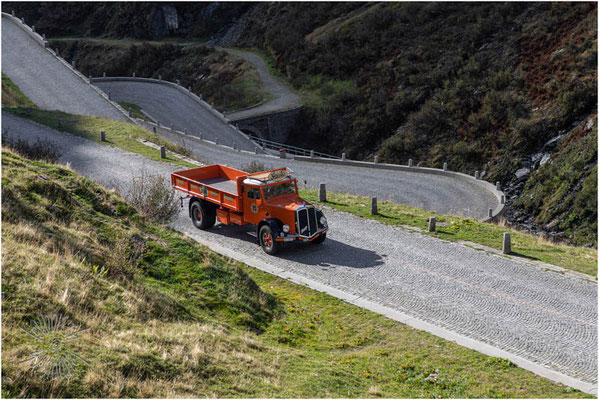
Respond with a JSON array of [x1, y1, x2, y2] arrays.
[[296, 206, 318, 237]]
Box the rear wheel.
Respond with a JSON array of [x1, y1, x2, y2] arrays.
[[190, 201, 216, 230], [312, 232, 326, 244], [259, 225, 280, 255]]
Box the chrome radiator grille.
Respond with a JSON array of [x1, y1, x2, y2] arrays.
[[296, 206, 318, 237]]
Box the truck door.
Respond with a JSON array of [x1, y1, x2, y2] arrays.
[[243, 185, 263, 224]]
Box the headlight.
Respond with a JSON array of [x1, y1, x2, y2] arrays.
[[320, 216, 327, 226], [282, 224, 290, 233]]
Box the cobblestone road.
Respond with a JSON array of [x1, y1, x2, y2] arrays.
[[3, 112, 597, 387]]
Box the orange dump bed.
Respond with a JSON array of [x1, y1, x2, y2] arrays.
[[171, 165, 247, 212]]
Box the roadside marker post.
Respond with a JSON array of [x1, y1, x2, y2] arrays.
[[319, 183, 326, 202]]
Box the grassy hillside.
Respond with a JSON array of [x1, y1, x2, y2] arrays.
[[2, 2, 251, 40], [2, 150, 590, 398]]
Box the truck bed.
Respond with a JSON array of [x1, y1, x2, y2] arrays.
[[171, 164, 247, 212], [198, 177, 238, 196]]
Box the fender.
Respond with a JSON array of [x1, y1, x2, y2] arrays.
[[188, 196, 218, 218], [256, 218, 282, 243]]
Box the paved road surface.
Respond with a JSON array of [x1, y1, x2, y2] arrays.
[[151, 124, 498, 220], [94, 80, 256, 151], [218, 48, 301, 119], [1, 15, 125, 121], [3, 111, 596, 388]]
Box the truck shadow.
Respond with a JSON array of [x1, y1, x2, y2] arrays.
[[209, 224, 384, 269]]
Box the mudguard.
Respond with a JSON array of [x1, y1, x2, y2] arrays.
[[256, 218, 282, 243], [188, 197, 217, 218]]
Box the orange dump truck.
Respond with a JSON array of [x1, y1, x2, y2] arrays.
[[171, 164, 328, 254]]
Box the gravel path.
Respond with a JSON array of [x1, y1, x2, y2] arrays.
[[93, 80, 256, 151], [218, 48, 301, 119], [3, 112, 597, 387], [1, 15, 125, 121]]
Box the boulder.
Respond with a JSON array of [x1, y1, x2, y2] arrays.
[[515, 167, 530, 180], [539, 153, 551, 166]]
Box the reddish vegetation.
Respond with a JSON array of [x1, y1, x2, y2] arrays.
[[519, 3, 597, 105]]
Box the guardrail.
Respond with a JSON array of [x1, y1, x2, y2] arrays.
[[247, 135, 341, 159], [90, 76, 340, 159]]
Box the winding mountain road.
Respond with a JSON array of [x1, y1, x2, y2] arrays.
[[2, 11, 597, 393], [217, 47, 301, 119], [143, 123, 498, 219]]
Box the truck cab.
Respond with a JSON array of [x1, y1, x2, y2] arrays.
[[171, 165, 328, 255]]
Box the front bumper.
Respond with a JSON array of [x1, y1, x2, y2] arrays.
[[275, 227, 328, 242]]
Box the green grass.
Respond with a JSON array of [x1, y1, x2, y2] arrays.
[[224, 64, 269, 112], [117, 101, 155, 122], [5, 107, 199, 168], [1, 73, 36, 108], [1, 150, 590, 398], [300, 189, 597, 277]]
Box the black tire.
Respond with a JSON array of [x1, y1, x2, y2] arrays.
[[259, 225, 280, 255], [190, 201, 216, 230], [312, 232, 326, 244]]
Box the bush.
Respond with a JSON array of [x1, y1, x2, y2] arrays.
[[1, 135, 61, 163], [242, 161, 269, 173], [127, 170, 180, 224], [104, 231, 147, 279]]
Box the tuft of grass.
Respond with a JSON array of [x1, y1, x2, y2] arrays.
[[300, 189, 597, 276], [1, 136, 61, 163], [1, 150, 591, 398], [1, 73, 36, 108], [117, 101, 155, 122], [5, 107, 198, 168]]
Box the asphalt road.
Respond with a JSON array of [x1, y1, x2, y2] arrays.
[[149, 124, 499, 219], [1, 15, 124, 121], [93, 80, 257, 151], [3, 111, 597, 387], [218, 48, 301, 119]]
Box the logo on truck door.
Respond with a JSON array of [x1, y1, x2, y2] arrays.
[[250, 203, 259, 214]]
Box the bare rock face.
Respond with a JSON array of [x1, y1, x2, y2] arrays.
[[147, 5, 180, 38], [514, 167, 531, 180], [162, 5, 179, 31]]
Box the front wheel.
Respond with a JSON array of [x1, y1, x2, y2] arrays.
[[191, 201, 216, 230], [312, 233, 326, 244], [259, 225, 280, 255]]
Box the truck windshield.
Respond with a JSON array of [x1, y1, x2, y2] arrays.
[[263, 181, 296, 200]]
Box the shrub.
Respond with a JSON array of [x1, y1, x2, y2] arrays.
[[127, 170, 180, 224], [1, 135, 61, 163], [104, 232, 147, 279], [242, 161, 269, 173]]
